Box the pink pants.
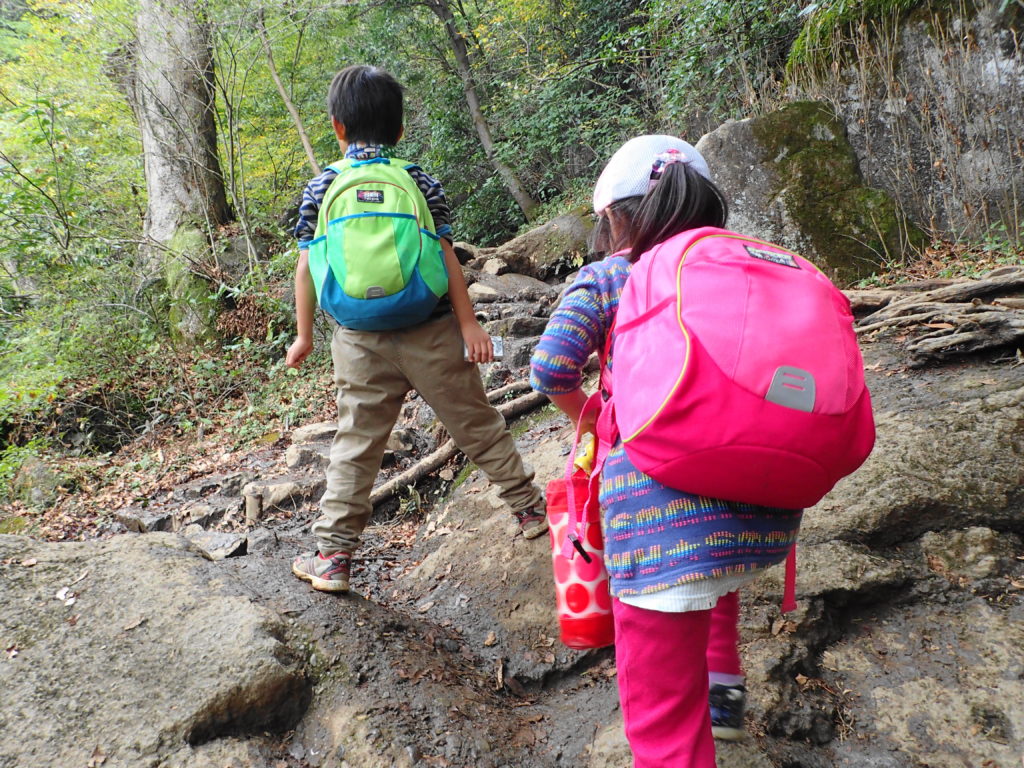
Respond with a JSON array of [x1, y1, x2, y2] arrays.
[[613, 592, 742, 768]]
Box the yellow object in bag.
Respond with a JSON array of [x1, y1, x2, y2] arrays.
[[573, 432, 597, 475]]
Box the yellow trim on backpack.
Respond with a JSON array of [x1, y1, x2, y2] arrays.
[[621, 232, 806, 444]]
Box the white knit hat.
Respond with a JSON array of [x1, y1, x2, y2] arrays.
[[592, 135, 712, 215]]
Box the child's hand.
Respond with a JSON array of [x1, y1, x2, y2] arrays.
[[286, 336, 313, 368], [578, 407, 597, 438], [461, 321, 493, 363]]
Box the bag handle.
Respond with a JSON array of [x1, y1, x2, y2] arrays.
[[560, 299, 622, 560], [561, 392, 604, 560]]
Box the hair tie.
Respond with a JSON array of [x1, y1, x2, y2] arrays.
[[648, 149, 688, 190]]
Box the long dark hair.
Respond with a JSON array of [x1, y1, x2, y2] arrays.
[[598, 162, 728, 263]]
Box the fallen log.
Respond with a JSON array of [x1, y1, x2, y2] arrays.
[[486, 380, 532, 403], [844, 288, 904, 315], [370, 390, 550, 506], [851, 267, 1024, 364], [858, 268, 1024, 327], [905, 309, 1024, 365], [856, 302, 978, 335]]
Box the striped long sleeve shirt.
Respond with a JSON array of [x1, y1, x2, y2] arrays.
[[531, 255, 802, 607]]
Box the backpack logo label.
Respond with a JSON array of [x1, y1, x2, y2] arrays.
[[744, 245, 800, 269], [357, 189, 384, 204]]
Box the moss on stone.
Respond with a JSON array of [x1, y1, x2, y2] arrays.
[[752, 101, 926, 284], [787, 0, 924, 75], [450, 461, 477, 491], [0, 516, 28, 534], [164, 225, 220, 342], [752, 102, 850, 163]]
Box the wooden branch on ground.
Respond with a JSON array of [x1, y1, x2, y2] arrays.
[[853, 267, 1024, 364], [370, 389, 550, 506], [486, 380, 532, 402], [904, 308, 1024, 365], [856, 302, 977, 335], [370, 439, 459, 507], [994, 297, 1024, 310], [844, 280, 965, 315], [844, 288, 905, 315], [494, 390, 548, 419], [857, 268, 1024, 327]]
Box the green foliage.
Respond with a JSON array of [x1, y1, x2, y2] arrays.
[[0, 439, 47, 504], [641, 0, 803, 132], [938, 225, 1024, 279], [787, 0, 922, 72]]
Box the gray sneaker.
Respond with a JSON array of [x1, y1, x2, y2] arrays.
[[292, 551, 351, 593], [513, 507, 549, 539], [710, 683, 746, 740]]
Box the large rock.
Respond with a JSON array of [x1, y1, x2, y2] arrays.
[[697, 101, 925, 285], [491, 212, 592, 279], [0, 534, 310, 768], [467, 270, 558, 301], [801, 383, 1024, 547]]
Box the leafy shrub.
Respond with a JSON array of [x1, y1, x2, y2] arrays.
[[0, 439, 47, 504]]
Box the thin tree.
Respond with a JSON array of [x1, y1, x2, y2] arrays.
[[255, 8, 321, 176], [417, 0, 539, 221]]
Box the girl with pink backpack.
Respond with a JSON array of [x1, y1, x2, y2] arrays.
[[530, 136, 810, 767]]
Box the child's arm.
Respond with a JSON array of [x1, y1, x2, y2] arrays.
[[442, 239, 494, 363], [286, 249, 316, 368], [531, 262, 619, 433], [547, 389, 595, 433]]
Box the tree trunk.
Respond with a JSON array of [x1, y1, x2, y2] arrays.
[[131, 0, 231, 270], [423, 0, 539, 222], [255, 10, 321, 177]]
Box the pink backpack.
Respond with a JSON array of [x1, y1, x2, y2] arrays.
[[599, 227, 875, 510]]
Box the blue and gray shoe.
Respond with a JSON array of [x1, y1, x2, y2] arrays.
[[709, 683, 746, 740]]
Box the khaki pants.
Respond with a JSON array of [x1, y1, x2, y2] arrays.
[[312, 314, 543, 555]]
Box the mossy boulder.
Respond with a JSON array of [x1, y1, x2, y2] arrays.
[[784, 3, 1023, 242], [696, 101, 926, 285], [491, 210, 592, 279]]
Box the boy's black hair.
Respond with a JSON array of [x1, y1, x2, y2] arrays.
[[327, 65, 404, 146], [604, 163, 728, 263]]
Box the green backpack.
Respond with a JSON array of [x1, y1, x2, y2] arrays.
[[307, 157, 449, 330]]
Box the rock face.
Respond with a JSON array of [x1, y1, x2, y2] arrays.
[[0, 534, 310, 768], [697, 101, 924, 285], [789, 2, 1024, 241]]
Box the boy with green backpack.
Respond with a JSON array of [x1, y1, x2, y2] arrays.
[[286, 65, 546, 593]]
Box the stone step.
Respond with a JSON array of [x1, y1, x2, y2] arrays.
[[242, 474, 327, 523]]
